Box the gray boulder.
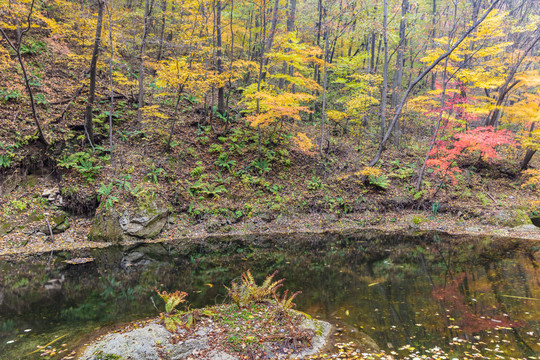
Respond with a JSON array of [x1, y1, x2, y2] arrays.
[[119, 208, 168, 238], [79, 316, 332, 360], [89, 206, 168, 243], [168, 337, 209, 359], [487, 210, 531, 227], [88, 211, 124, 242], [80, 323, 171, 360], [512, 224, 540, 232]]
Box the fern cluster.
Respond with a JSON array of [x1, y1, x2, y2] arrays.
[[225, 270, 284, 308]]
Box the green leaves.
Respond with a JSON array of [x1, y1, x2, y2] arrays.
[[147, 164, 166, 184], [251, 159, 271, 174], [215, 153, 236, 173], [97, 182, 118, 211], [57, 151, 102, 183]]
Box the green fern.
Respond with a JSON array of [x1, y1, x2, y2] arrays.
[[225, 270, 284, 308], [273, 289, 301, 313]]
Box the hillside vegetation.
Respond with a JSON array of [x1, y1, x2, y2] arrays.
[[0, 0, 539, 252]]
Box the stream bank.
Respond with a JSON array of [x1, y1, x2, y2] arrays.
[[1, 209, 539, 257]]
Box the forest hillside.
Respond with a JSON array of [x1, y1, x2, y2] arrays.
[[1, 0, 540, 253]]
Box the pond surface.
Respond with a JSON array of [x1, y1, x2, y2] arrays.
[[0, 231, 539, 359]]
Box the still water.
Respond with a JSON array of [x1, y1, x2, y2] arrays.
[[0, 231, 538, 359]]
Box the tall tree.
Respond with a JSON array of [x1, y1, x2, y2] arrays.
[[320, 20, 329, 156], [484, 32, 540, 127], [391, 0, 409, 147], [137, 0, 155, 125], [84, 0, 105, 148], [216, 0, 225, 116], [0, 0, 48, 146], [380, 0, 389, 143]]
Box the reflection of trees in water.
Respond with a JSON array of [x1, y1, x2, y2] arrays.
[[0, 233, 538, 358], [485, 261, 536, 356]]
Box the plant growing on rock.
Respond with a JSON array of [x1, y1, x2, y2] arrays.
[[273, 289, 301, 324], [225, 270, 284, 308], [155, 289, 189, 332]]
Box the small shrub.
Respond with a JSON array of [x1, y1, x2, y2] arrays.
[[97, 183, 118, 211], [273, 289, 301, 321], [147, 164, 166, 184], [0, 89, 22, 102], [190, 163, 204, 178], [307, 176, 322, 191], [251, 159, 271, 174], [20, 40, 46, 55], [209, 144, 224, 153], [215, 153, 236, 173]]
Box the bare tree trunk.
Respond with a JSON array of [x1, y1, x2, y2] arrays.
[[369, 0, 501, 167], [391, 0, 408, 147], [84, 0, 105, 149], [107, 0, 115, 166], [137, 0, 155, 125], [0, 0, 48, 147], [521, 149, 537, 170], [216, 0, 225, 115], [255, 0, 279, 160], [416, 57, 450, 191], [374, 37, 382, 72], [369, 31, 376, 73], [521, 121, 537, 170], [314, 0, 323, 84], [166, 88, 183, 150], [156, 0, 167, 60], [279, 0, 296, 90], [225, 0, 235, 111], [430, 0, 437, 90], [320, 23, 329, 156], [380, 0, 389, 143]]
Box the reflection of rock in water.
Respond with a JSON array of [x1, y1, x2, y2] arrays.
[[44, 274, 64, 291], [121, 251, 155, 269]]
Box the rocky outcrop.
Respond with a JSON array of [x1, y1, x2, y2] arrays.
[[80, 317, 332, 360], [88, 211, 124, 242], [80, 323, 171, 360], [119, 209, 168, 238], [88, 206, 168, 243], [42, 187, 65, 207], [486, 209, 531, 228]]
